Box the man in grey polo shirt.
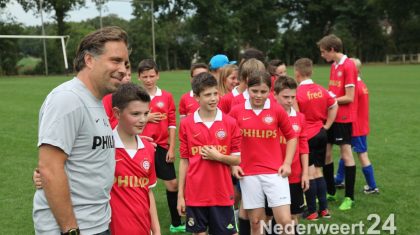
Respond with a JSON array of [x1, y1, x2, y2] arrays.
[[33, 26, 129, 235]]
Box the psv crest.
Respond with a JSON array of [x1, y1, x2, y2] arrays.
[[142, 159, 151, 171], [215, 129, 227, 140], [337, 71, 343, 77], [156, 101, 165, 108], [263, 115, 274, 125], [292, 124, 300, 132]]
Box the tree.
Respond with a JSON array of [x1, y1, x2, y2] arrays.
[[0, 22, 24, 75]]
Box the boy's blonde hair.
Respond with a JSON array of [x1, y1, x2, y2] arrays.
[[238, 58, 266, 83], [294, 58, 313, 77]]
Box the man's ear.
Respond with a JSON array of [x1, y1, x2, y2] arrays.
[[112, 107, 121, 120], [85, 53, 95, 69]]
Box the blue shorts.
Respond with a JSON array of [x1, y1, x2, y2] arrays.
[[186, 206, 237, 234], [351, 136, 368, 153]]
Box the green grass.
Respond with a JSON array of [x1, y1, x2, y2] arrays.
[[16, 56, 42, 74], [0, 64, 419, 234]]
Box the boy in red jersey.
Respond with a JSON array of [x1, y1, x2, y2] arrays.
[[294, 58, 338, 220], [230, 71, 297, 235], [179, 63, 209, 119], [273, 76, 309, 234], [317, 34, 358, 210], [110, 83, 160, 234], [268, 59, 287, 93], [137, 59, 185, 232], [335, 58, 379, 194], [177, 72, 241, 235]]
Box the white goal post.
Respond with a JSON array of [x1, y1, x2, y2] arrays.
[[0, 35, 70, 69]]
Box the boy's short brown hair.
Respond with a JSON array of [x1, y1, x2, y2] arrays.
[[317, 34, 343, 53], [274, 75, 297, 94], [137, 59, 159, 74], [294, 58, 313, 77]]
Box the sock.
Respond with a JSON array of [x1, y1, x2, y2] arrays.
[[362, 165, 377, 189], [335, 158, 345, 184], [323, 162, 336, 195], [304, 180, 317, 213], [344, 166, 356, 200], [316, 177, 328, 211], [238, 218, 251, 235], [166, 190, 182, 226]]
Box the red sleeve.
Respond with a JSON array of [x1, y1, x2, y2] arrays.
[[276, 105, 295, 141], [179, 94, 186, 116], [344, 61, 357, 87], [168, 93, 176, 127], [145, 142, 157, 187], [102, 94, 113, 119], [298, 113, 309, 154], [229, 119, 241, 154], [219, 93, 232, 114], [179, 119, 189, 159], [325, 87, 336, 108]]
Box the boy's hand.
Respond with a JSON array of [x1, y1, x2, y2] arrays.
[[177, 197, 186, 216], [278, 163, 291, 178], [148, 112, 163, 123], [166, 149, 175, 163], [301, 173, 309, 192], [139, 136, 157, 148], [232, 166, 244, 179], [200, 146, 221, 161], [33, 168, 43, 189]]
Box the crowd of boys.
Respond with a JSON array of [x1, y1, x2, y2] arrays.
[[33, 26, 378, 235]]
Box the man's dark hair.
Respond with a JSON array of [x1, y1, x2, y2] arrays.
[[240, 48, 265, 63], [112, 83, 151, 110], [191, 72, 218, 96], [73, 26, 128, 72]]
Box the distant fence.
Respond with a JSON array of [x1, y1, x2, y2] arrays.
[[386, 54, 420, 64]]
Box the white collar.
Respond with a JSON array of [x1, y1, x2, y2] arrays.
[[243, 89, 250, 99], [245, 98, 271, 110], [189, 90, 194, 97], [193, 108, 223, 123], [299, 79, 314, 86], [232, 86, 240, 97], [113, 128, 145, 150], [336, 55, 348, 66], [288, 107, 297, 117], [154, 87, 162, 96]]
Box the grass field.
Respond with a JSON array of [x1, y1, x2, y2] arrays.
[[0, 64, 419, 234]]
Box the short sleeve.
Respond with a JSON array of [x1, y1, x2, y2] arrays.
[[179, 119, 189, 159], [38, 91, 83, 155]]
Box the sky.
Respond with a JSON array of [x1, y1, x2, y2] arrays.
[[1, 0, 134, 26]]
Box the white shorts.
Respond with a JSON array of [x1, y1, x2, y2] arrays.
[[240, 174, 291, 210]]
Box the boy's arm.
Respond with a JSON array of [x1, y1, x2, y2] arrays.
[[166, 128, 176, 162], [149, 190, 161, 235], [177, 158, 188, 216], [300, 153, 309, 191], [279, 137, 297, 177], [200, 146, 240, 166], [336, 86, 355, 104], [324, 103, 338, 130]]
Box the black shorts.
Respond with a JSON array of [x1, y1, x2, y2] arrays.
[[289, 183, 305, 215], [186, 206, 237, 235], [308, 128, 328, 167], [327, 122, 352, 145], [155, 145, 176, 180]]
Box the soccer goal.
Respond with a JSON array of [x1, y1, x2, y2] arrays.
[[385, 53, 420, 64], [0, 35, 70, 70]]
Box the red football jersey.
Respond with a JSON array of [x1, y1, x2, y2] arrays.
[[142, 88, 176, 149], [179, 91, 199, 117], [286, 109, 309, 184], [328, 56, 358, 123], [102, 94, 118, 129], [352, 78, 369, 136], [179, 109, 241, 206], [229, 99, 296, 175], [219, 87, 241, 114], [110, 131, 157, 235], [297, 79, 337, 139]]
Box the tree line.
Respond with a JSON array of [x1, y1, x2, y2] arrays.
[[1, 0, 419, 75]]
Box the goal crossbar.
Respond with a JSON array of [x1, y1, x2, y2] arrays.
[[0, 35, 70, 69]]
